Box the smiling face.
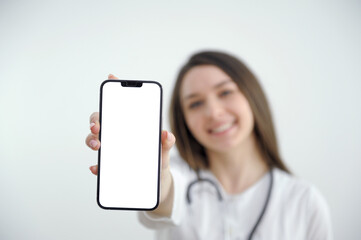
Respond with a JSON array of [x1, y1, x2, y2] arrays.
[[180, 65, 255, 154]]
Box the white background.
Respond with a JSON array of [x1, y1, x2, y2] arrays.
[[0, 0, 360, 239]]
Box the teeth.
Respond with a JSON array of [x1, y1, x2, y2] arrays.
[[211, 122, 233, 133]]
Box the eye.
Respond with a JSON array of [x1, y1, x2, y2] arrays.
[[220, 90, 233, 97], [189, 100, 203, 109]]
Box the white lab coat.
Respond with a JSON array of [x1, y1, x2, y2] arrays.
[[138, 155, 333, 240]]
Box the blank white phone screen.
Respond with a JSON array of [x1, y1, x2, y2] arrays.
[[98, 80, 162, 210]]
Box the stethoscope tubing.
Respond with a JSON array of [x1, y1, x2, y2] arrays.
[[186, 168, 274, 240]]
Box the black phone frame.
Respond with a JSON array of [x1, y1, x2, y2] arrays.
[[97, 79, 163, 211]]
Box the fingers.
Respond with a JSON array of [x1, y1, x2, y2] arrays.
[[88, 112, 101, 150], [89, 112, 100, 135], [88, 74, 119, 176], [108, 74, 119, 80], [161, 130, 176, 170], [89, 165, 98, 175], [86, 133, 101, 150]]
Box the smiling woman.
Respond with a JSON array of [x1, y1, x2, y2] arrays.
[[86, 51, 333, 240], [169, 52, 290, 173]]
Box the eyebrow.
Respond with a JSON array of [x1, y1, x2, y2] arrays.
[[183, 79, 233, 100]]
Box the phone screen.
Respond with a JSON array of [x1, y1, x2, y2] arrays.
[[97, 80, 162, 210]]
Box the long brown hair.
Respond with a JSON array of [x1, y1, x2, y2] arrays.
[[169, 51, 290, 173]]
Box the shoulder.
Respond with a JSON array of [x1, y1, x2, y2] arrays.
[[271, 168, 333, 239], [272, 168, 313, 196], [272, 168, 329, 207]]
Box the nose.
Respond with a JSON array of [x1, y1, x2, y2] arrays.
[[204, 97, 224, 119]]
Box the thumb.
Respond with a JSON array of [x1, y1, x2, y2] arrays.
[[161, 130, 176, 170]]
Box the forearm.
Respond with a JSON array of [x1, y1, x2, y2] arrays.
[[151, 168, 174, 217]]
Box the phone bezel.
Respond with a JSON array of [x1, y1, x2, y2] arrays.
[[97, 79, 163, 211]]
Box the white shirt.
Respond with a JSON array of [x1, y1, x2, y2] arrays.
[[138, 155, 333, 240]]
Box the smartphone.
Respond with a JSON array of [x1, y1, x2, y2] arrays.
[[97, 80, 162, 210]]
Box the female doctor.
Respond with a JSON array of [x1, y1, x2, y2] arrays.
[[85, 51, 333, 240]]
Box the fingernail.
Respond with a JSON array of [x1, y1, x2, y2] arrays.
[[90, 140, 97, 148], [90, 122, 95, 129], [108, 74, 113, 78]]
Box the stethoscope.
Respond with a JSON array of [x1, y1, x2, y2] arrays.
[[186, 167, 274, 240]]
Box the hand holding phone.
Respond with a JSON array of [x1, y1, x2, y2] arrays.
[[86, 75, 176, 215]]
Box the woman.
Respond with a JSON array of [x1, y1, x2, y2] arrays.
[[86, 51, 332, 239]]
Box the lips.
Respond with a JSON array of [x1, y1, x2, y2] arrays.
[[209, 120, 236, 134]]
